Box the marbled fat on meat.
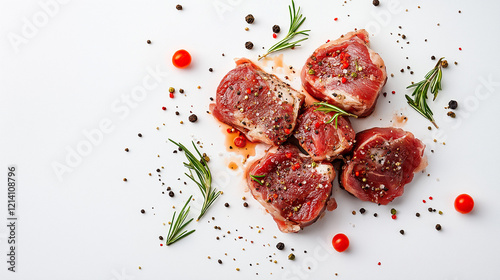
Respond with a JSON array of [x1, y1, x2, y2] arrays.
[[301, 29, 387, 117], [294, 106, 356, 161], [246, 144, 336, 233], [341, 127, 427, 205], [212, 58, 304, 146]]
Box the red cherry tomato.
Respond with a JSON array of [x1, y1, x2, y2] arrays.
[[234, 136, 247, 148], [455, 194, 474, 214], [172, 49, 191, 68], [332, 233, 349, 252]]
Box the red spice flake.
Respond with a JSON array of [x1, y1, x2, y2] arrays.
[[326, 39, 330, 43], [429, 196, 433, 200], [391, 214, 397, 220], [423, 199, 427, 203], [378, 262, 381, 266], [334, 17, 338, 21], [227, 128, 236, 133], [314, 122, 321, 129], [392, 91, 396, 94], [459, 47, 462, 51], [162, 106, 167, 111], [273, 33, 277, 39], [291, 163, 300, 171], [169, 93, 174, 98], [160, 244, 163, 246], [341, 77, 347, 83], [246, 88, 251, 94], [284, 128, 291, 134], [285, 152, 292, 159], [355, 171, 360, 177]]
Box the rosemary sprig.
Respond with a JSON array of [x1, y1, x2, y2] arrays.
[[166, 195, 195, 246], [313, 102, 358, 128], [169, 139, 221, 221], [259, 0, 309, 60], [250, 174, 266, 185], [405, 57, 445, 128]]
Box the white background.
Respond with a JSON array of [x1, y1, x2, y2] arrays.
[[1, 0, 500, 279]]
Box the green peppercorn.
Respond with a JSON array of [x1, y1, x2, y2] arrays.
[[288, 253, 295, 260], [169, 87, 175, 93], [308, 69, 315, 75]]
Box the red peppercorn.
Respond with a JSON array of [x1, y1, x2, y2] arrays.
[[273, 33, 277, 39], [246, 88, 251, 94], [285, 152, 292, 159], [314, 122, 321, 129], [429, 196, 433, 200], [234, 136, 247, 148], [342, 77, 347, 83], [162, 106, 166, 111], [459, 47, 462, 51], [391, 214, 397, 219], [284, 128, 291, 134], [392, 91, 396, 94], [334, 17, 338, 21], [169, 93, 174, 98], [423, 199, 426, 203]]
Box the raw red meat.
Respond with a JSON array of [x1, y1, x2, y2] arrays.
[[341, 127, 427, 205], [294, 106, 355, 161], [211, 58, 305, 146], [301, 29, 387, 117], [246, 144, 336, 233]]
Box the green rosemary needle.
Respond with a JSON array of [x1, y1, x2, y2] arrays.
[[405, 57, 445, 128], [166, 195, 195, 246], [169, 139, 221, 221], [313, 102, 358, 128], [250, 174, 266, 185], [259, 0, 309, 60]]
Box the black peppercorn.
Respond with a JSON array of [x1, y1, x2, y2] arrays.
[[179, 88, 184, 93], [276, 242, 285, 250], [272, 25, 281, 33], [141, 209, 145, 214], [168, 191, 174, 197], [156, 168, 161, 172], [188, 114, 198, 123], [159, 236, 163, 240], [448, 100, 458, 109], [374, 213, 378, 217], [245, 14, 254, 24], [373, 0, 380, 6], [401, 34, 406, 39], [243, 202, 248, 207], [400, 229, 405, 235], [125, 148, 129, 152], [359, 208, 366, 214], [138, 133, 142, 137], [224, 202, 229, 207], [416, 212, 420, 217], [176, 4, 182, 10], [209, 68, 213, 72], [245, 41, 254, 50], [431, 55, 436, 60], [175, 111, 180, 116], [147, 40, 151, 44], [435, 224, 442, 231], [218, 259, 222, 264]]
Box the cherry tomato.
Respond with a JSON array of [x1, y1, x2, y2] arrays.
[[454, 194, 474, 214], [172, 49, 191, 68], [234, 136, 247, 148], [332, 233, 349, 252]]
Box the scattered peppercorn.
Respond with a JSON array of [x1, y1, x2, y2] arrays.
[[447, 111, 456, 118], [169, 87, 175, 93], [431, 55, 436, 60], [390, 208, 397, 215], [141, 209, 145, 214], [245, 41, 254, 50], [175, 111, 180, 116], [416, 212, 420, 217], [179, 88, 184, 93], [156, 168, 161, 172], [209, 68, 213, 72], [276, 242, 285, 250], [147, 40, 151, 44], [448, 100, 458, 109], [374, 213, 378, 217], [435, 224, 442, 231], [402, 34, 406, 39], [360, 208, 366, 214], [125, 148, 129, 152], [224, 203, 229, 207], [428, 207, 433, 212], [218, 259, 222, 264], [159, 236, 164, 240], [441, 60, 448, 68], [188, 114, 198, 123], [168, 191, 174, 197], [372, 0, 379, 6], [138, 133, 142, 137], [245, 14, 254, 24], [272, 25, 281, 33], [243, 202, 249, 207], [288, 253, 295, 260], [123, 178, 128, 182], [176, 4, 182, 10]]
